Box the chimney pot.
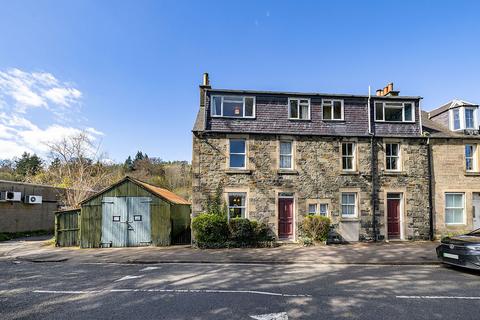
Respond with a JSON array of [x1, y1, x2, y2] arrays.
[[376, 89, 383, 96], [383, 86, 388, 95], [202, 73, 210, 86], [387, 82, 393, 92]]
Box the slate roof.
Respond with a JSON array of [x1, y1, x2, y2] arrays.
[[429, 99, 478, 118], [193, 88, 423, 137], [421, 110, 480, 139], [421, 111, 460, 138]]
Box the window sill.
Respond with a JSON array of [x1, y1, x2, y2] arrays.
[[374, 121, 416, 124], [225, 169, 253, 174], [445, 223, 467, 227], [382, 170, 406, 176], [341, 170, 359, 175], [211, 116, 256, 120], [323, 119, 345, 122], [340, 217, 360, 222], [465, 171, 480, 176], [277, 169, 298, 175]]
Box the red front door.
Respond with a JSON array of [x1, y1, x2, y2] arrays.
[[387, 197, 401, 239], [278, 198, 294, 238]]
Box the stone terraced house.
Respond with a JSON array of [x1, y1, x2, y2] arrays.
[[422, 100, 480, 238], [192, 74, 433, 242]]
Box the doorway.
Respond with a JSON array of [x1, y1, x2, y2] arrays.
[[101, 197, 152, 247], [278, 193, 294, 239], [387, 193, 402, 240], [473, 193, 480, 230]]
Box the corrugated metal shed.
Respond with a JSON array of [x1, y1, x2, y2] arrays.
[[76, 177, 190, 248]]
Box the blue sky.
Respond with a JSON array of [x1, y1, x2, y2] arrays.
[[0, 0, 479, 162]]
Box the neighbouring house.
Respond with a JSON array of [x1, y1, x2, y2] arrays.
[[192, 74, 431, 242], [61, 176, 191, 248], [0, 180, 67, 234], [422, 100, 480, 237]]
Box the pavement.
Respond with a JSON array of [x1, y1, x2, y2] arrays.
[[0, 236, 441, 265]]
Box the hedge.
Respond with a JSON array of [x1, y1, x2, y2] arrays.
[[192, 214, 275, 248]]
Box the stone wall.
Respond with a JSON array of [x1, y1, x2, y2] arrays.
[[192, 133, 431, 241], [431, 138, 480, 237], [375, 138, 431, 240]]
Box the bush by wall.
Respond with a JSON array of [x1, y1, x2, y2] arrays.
[[191, 213, 229, 247], [192, 214, 275, 248], [300, 215, 331, 244], [228, 218, 254, 244]]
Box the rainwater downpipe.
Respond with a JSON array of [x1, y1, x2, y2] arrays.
[[427, 137, 434, 240], [368, 86, 377, 241]]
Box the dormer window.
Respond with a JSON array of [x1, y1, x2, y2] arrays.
[[453, 109, 461, 130], [211, 95, 255, 118], [288, 98, 310, 120], [375, 102, 414, 122], [450, 107, 477, 131], [465, 108, 475, 129]]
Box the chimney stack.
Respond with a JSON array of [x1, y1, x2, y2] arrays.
[[202, 73, 210, 86], [376, 82, 399, 97]]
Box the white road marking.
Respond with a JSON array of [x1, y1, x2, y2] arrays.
[[140, 266, 160, 271], [33, 288, 310, 297], [115, 275, 144, 282], [34, 290, 102, 294], [396, 295, 480, 300], [250, 312, 288, 320]]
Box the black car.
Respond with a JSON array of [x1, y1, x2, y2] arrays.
[[436, 229, 480, 270]]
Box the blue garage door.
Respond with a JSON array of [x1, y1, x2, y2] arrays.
[[101, 197, 151, 247]]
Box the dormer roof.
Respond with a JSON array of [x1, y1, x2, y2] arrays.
[[429, 99, 478, 118]]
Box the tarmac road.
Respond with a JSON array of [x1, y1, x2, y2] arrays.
[[0, 260, 479, 319]]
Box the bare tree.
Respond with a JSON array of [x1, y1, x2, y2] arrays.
[[45, 132, 113, 208]]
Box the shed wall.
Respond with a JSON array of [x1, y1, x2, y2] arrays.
[[55, 209, 80, 247], [80, 180, 171, 248]]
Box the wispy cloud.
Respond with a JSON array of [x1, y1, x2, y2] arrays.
[[0, 68, 102, 159]]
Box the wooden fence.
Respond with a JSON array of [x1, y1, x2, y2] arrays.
[[55, 209, 80, 247]]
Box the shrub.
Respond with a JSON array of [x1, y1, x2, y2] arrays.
[[192, 213, 229, 247], [301, 216, 331, 242], [228, 218, 254, 244], [251, 220, 276, 242]]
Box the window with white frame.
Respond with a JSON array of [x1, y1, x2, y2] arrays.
[[445, 193, 465, 225], [385, 143, 400, 171], [319, 203, 328, 216], [228, 192, 247, 219], [342, 142, 355, 171], [289, 98, 310, 120], [375, 102, 414, 122], [465, 144, 477, 172], [341, 193, 357, 217], [323, 99, 343, 120], [211, 96, 255, 118], [229, 139, 246, 169], [450, 107, 478, 131], [279, 141, 293, 169], [452, 109, 461, 130], [465, 108, 475, 129], [307, 202, 329, 216]]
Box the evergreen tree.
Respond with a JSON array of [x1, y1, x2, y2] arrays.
[[124, 156, 134, 171], [15, 152, 43, 177]]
